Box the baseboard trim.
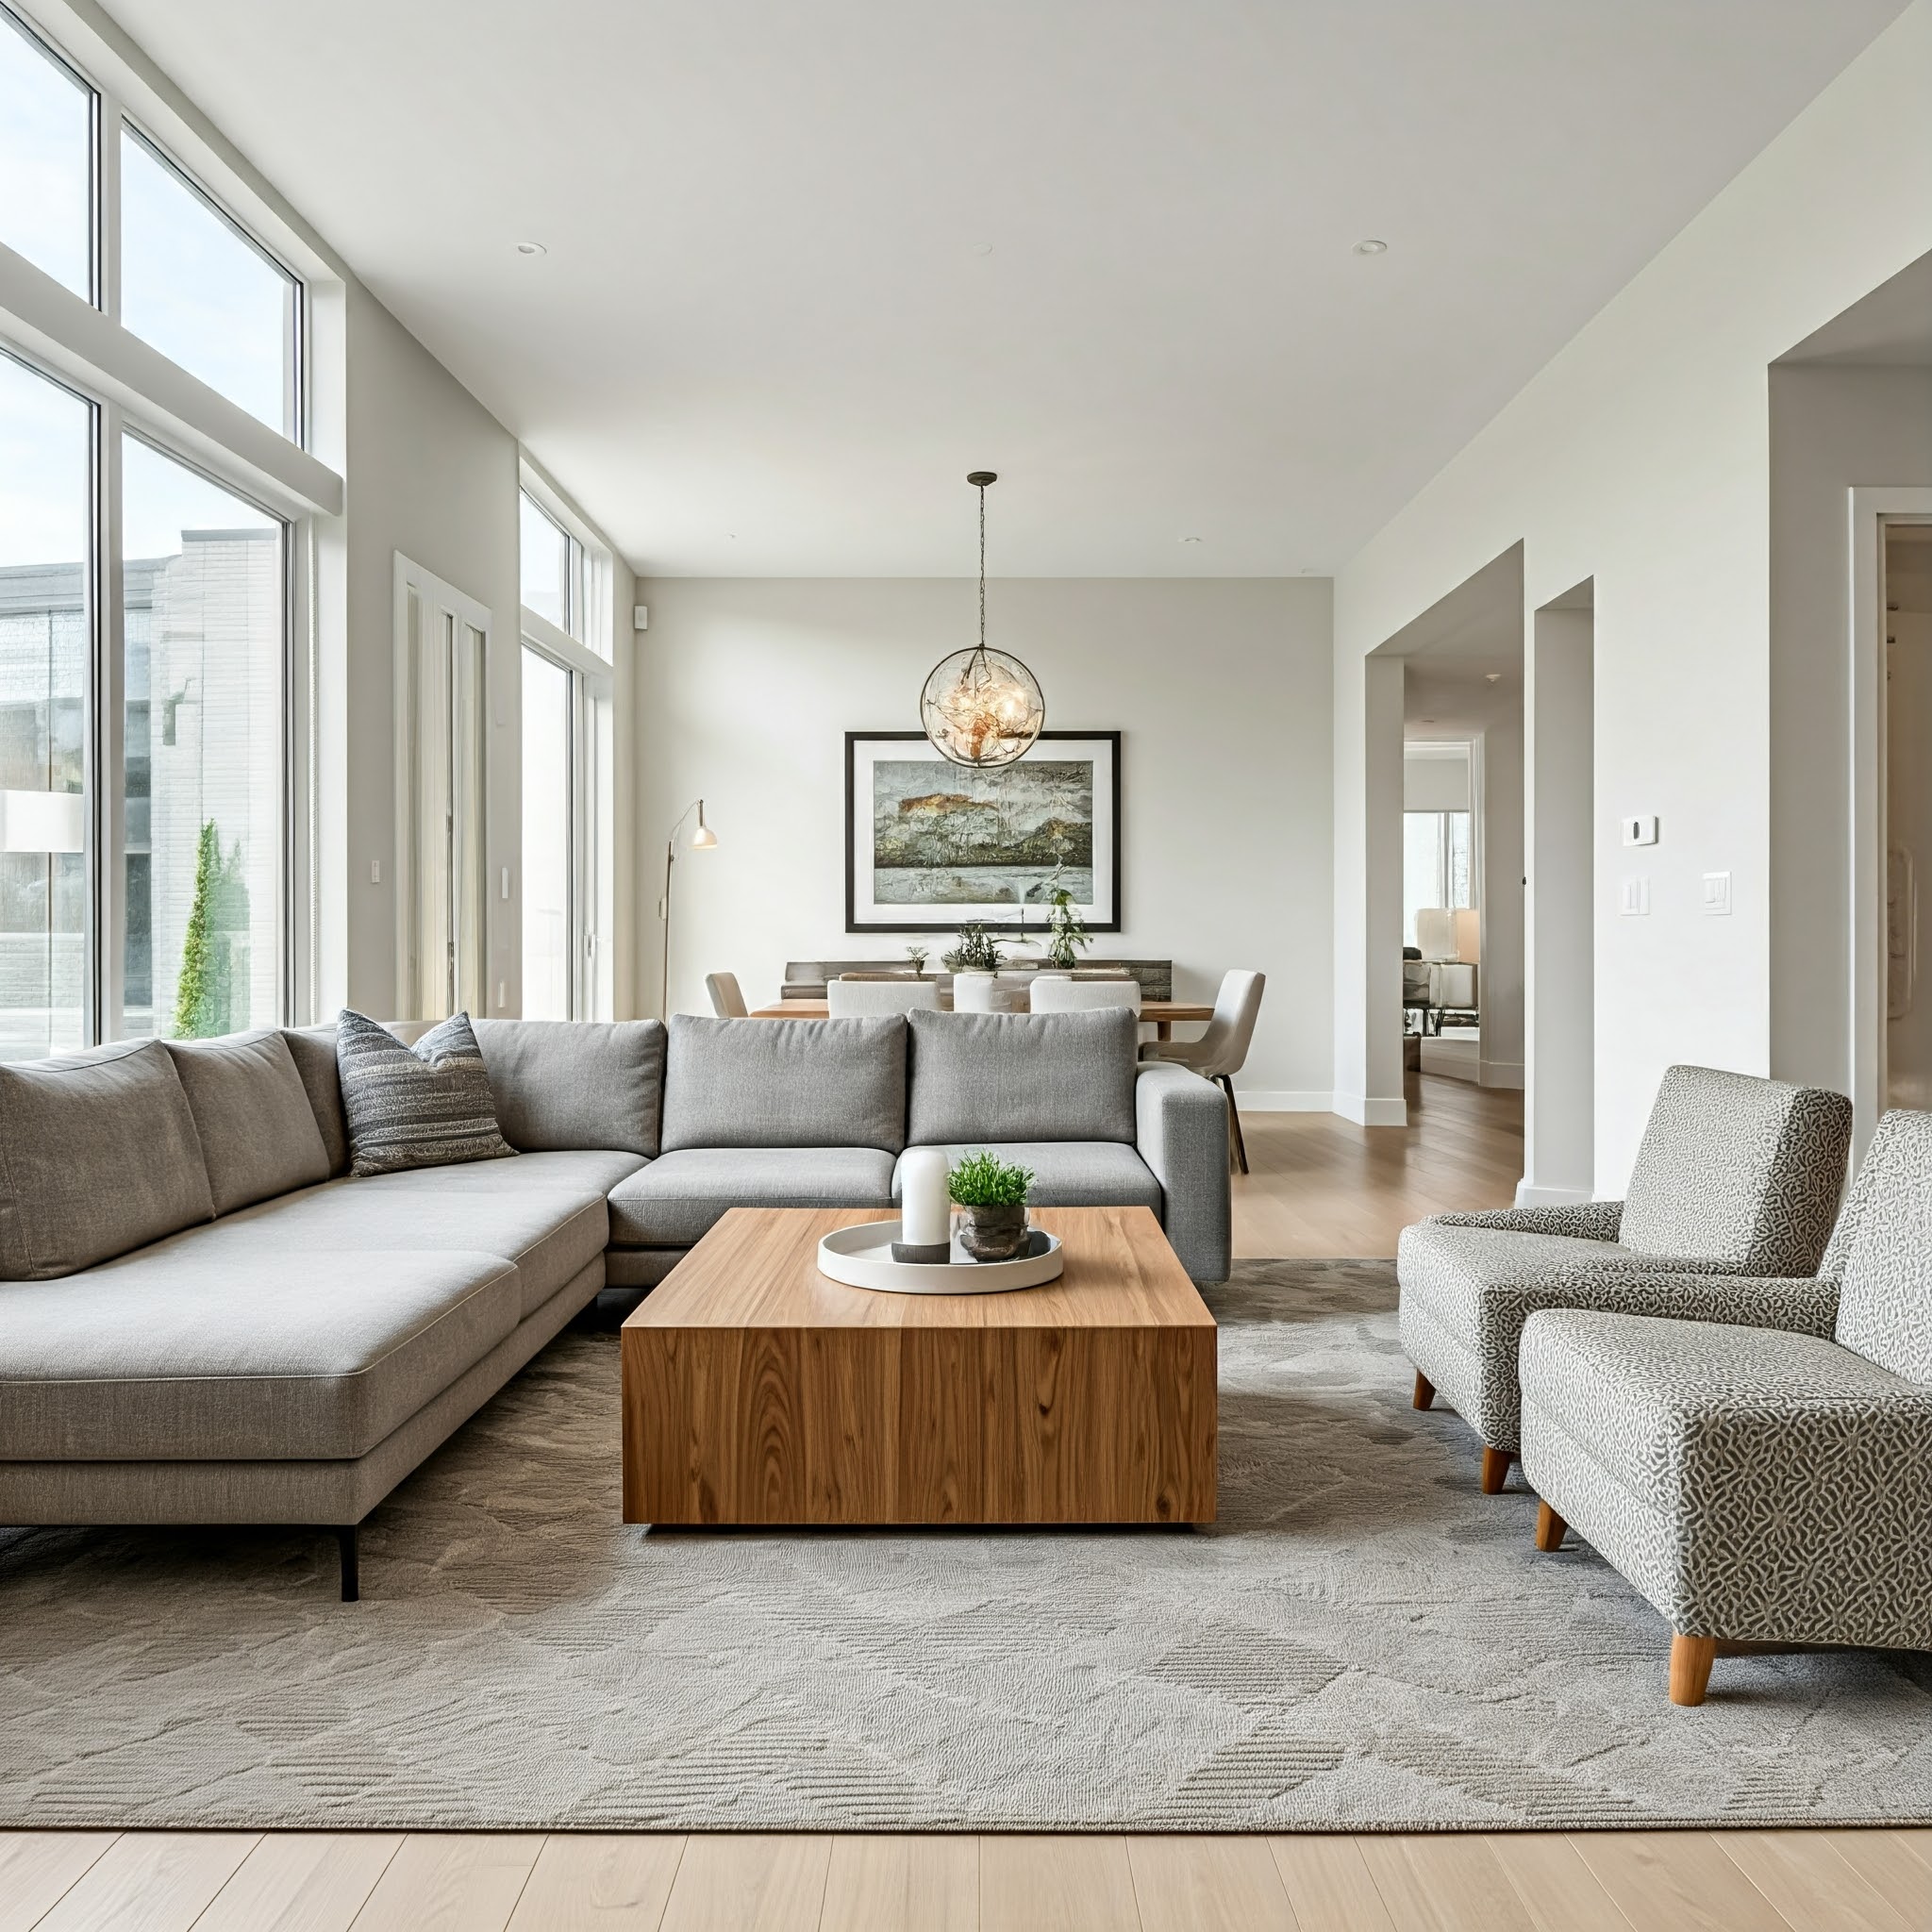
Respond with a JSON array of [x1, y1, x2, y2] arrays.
[[1234, 1090, 1334, 1112], [1332, 1092, 1410, 1127], [1479, 1061, 1525, 1091], [1514, 1181, 1593, 1208]]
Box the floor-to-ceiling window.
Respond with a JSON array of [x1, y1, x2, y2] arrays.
[[518, 485, 610, 1019], [0, 353, 90, 1059], [521, 645, 575, 1019], [0, 1, 314, 1054]]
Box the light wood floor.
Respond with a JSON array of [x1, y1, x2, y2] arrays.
[[15, 1075, 1915, 1931], [6, 1826, 1928, 1930], [1233, 1072, 1525, 1258]]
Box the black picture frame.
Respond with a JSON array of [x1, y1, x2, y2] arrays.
[[844, 730, 1124, 935]]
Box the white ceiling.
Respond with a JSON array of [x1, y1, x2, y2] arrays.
[[99, 0, 1909, 576]]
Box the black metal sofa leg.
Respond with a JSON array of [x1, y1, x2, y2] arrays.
[[336, 1524, 360, 1603]]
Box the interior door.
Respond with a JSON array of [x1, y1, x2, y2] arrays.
[[394, 558, 489, 1021]]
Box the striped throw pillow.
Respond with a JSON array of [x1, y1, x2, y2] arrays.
[[336, 1009, 517, 1178]]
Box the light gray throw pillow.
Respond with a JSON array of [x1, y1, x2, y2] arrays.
[[659, 1013, 908, 1154], [473, 1019, 665, 1155], [336, 1009, 517, 1178], [167, 1030, 333, 1215], [907, 1008, 1140, 1144], [0, 1039, 216, 1278]]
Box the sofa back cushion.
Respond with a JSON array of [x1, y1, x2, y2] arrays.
[[908, 1008, 1139, 1146], [1619, 1064, 1852, 1273], [660, 1014, 907, 1154], [1834, 1108, 1932, 1381], [473, 1019, 665, 1156], [167, 1031, 332, 1215], [336, 1009, 518, 1177], [281, 1025, 352, 1175], [0, 1040, 215, 1278]]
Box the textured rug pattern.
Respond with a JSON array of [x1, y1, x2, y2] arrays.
[[5, 1259, 1932, 1830]]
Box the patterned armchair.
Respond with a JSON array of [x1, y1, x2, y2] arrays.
[[1398, 1065, 1852, 1491], [1519, 1108, 1932, 1705]]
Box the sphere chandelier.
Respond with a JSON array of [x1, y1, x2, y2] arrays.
[[920, 471, 1045, 769]]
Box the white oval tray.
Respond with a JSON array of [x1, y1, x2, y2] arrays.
[[818, 1220, 1064, 1294]]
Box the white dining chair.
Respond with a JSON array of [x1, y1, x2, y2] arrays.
[[1027, 977, 1143, 1016], [827, 976, 942, 1016], [705, 972, 748, 1018], [1141, 970, 1266, 1174]]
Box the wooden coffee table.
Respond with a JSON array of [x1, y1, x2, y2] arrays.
[[622, 1205, 1216, 1526]]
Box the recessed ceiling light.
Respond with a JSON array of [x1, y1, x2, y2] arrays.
[[1180, 536, 1203, 545], [515, 241, 547, 257], [1353, 238, 1389, 256], [972, 242, 994, 256]]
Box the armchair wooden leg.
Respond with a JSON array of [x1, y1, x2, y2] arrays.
[[1534, 1500, 1567, 1551], [1669, 1633, 1716, 1707], [1412, 1372, 1436, 1411], [1479, 1445, 1513, 1494]]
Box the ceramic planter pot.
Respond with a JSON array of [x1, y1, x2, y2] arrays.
[[957, 1201, 1030, 1262]]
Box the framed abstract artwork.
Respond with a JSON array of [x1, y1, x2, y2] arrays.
[[844, 730, 1122, 935]]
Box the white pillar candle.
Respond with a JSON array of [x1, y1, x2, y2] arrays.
[[900, 1146, 952, 1250]]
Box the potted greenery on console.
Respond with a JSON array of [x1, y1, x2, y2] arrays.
[[947, 1151, 1036, 1261], [1044, 884, 1091, 971]]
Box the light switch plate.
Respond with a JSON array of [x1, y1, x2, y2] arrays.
[[1702, 871, 1733, 916], [1620, 876, 1650, 916], [1623, 815, 1659, 847]]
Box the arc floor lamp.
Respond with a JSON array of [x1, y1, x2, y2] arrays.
[[659, 798, 717, 1019]]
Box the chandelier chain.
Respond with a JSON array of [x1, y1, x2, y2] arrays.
[[977, 480, 988, 655]]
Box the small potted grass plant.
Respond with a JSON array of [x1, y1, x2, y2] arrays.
[[947, 1150, 1036, 1262]]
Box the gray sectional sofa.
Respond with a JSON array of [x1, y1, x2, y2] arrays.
[[0, 1006, 1227, 1598]]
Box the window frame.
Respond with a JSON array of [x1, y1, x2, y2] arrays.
[[518, 608, 609, 1019], [0, 1, 324, 1048], [116, 118, 307, 447]]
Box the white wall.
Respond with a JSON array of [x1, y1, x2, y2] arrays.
[[635, 575, 1335, 1106], [332, 288, 524, 1022], [1332, 1, 1932, 1191], [1404, 747, 1470, 812]]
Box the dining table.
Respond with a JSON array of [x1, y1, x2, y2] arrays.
[[748, 995, 1214, 1042]]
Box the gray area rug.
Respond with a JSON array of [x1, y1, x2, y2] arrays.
[[6, 1259, 1932, 1832]]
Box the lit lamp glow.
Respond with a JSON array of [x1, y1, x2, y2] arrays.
[[920, 472, 1044, 770]]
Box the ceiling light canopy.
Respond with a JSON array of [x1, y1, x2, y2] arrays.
[[515, 241, 547, 257], [920, 472, 1045, 770], [1353, 238, 1389, 255]]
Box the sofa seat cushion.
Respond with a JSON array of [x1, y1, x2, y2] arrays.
[[160, 1178, 609, 1320], [608, 1147, 895, 1248], [0, 1248, 521, 1461], [353, 1149, 647, 1199], [894, 1141, 1161, 1210]]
